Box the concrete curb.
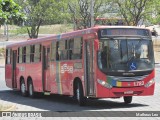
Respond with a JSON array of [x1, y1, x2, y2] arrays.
[[1, 104, 16, 111]]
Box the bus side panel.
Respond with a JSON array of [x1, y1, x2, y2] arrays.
[[69, 61, 86, 95], [5, 65, 12, 88], [25, 63, 42, 92], [50, 62, 59, 94], [59, 61, 83, 95], [70, 61, 84, 96], [96, 70, 110, 98], [60, 61, 72, 95], [16, 64, 26, 90], [56, 60, 84, 96], [16, 63, 42, 92]]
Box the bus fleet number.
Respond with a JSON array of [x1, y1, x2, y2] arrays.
[[134, 81, 144, 86]]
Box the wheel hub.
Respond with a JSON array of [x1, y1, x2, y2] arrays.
[[21, 83, 25, 93], [29, 84, 33, 96]]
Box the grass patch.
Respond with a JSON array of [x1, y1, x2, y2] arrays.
[[0, 24, 74, 41], [39, 24, 73, 34], [0, 24, 74, 35]]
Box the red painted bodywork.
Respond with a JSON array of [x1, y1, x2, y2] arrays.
[[96, 69, 155, 98]]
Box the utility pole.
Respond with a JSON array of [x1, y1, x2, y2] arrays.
[[4, 22, 9, 41], [90, 0, 94, 27], [6, 24, 9, 41], [4, 23, 7, 36]]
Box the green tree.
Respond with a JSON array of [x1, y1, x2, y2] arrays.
[[112, 0, 153, 26], [0, 0, 25, 25], [68, 0, 112, 29], [147, 0, 160, 25], [16, 0, 68, 38]]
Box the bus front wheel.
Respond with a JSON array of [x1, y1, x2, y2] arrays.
[[76, 81, 87, 106], [123, 96, 132, 104]]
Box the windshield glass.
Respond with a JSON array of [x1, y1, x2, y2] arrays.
[[98, 38, 154, 73]]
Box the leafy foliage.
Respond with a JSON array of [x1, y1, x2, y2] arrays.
[[111, 0, 154, 26], [68, 0, 112, 29], [0, 0, 25, 25], [15, 0, 68, 38], [147, 0, 160, 24]]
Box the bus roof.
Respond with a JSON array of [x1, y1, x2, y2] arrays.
[[6, 26, 150, 48]]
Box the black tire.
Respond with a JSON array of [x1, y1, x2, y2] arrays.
[[28, 80, 35, 98], [20, 79, 28, 97], [124, 96, 132, 104], [76, 81, 87, 106]]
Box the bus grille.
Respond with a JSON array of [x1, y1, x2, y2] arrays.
[[107, 75, 148, 82]]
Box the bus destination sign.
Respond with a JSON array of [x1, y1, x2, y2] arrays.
[[100, 28, 150, 37]]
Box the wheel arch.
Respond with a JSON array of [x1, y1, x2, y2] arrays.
[[73, 77, 84, 97], [19, 76, 25, 87]]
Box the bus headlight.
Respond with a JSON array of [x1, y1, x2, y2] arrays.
[[97, 79, 112, 89], [144, 79, 155, 88]]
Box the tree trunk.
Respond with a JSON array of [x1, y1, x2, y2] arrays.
[[27, 20, 42, 39]]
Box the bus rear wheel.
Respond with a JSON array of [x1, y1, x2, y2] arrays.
[[76, 81, 87, 106], [28, 80, 35, 98], [20, 80, 28, 96], [123, 96, 132, 104]]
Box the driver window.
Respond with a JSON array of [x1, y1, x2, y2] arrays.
[[99, 41, 109, 69]]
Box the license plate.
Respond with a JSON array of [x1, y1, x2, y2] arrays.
[[124, 91, 133, 94]]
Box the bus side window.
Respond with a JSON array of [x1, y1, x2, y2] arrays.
[[58, 40, 67, 61], [51, 42, 56, 61], [68, 39, 74, 60], [26, 46, 30, 63], [6, 49, 11, 64], [17, 48, 19, 63], [72, 37, 82, 60], [63, 40, 68, 60], [18, 47, 22, 63], [30, 45, 35, 62], [34, 44, 41, 62], [56, 42, 59, 60], [22, 47, 26, 63]]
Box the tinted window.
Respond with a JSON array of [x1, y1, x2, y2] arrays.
[[18, 47, 22, 63], [6, 49, 11, 64], [34, 44, 41, 62], [26, 46, 30, 63], [58, 40, 67, 60], [72, 37, 82, 59], [22, 47, 26, 63], [51, 42, 56, 61]]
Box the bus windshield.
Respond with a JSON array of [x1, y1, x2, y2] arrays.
[[98, 38, 154, 74]]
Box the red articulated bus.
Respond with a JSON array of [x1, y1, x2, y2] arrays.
[[5, 26, 155, 106]]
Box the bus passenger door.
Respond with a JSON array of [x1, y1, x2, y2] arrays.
[[12, 50, 17, 88], [42, 46, 51, 92], [85, 40, 95, 96]]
